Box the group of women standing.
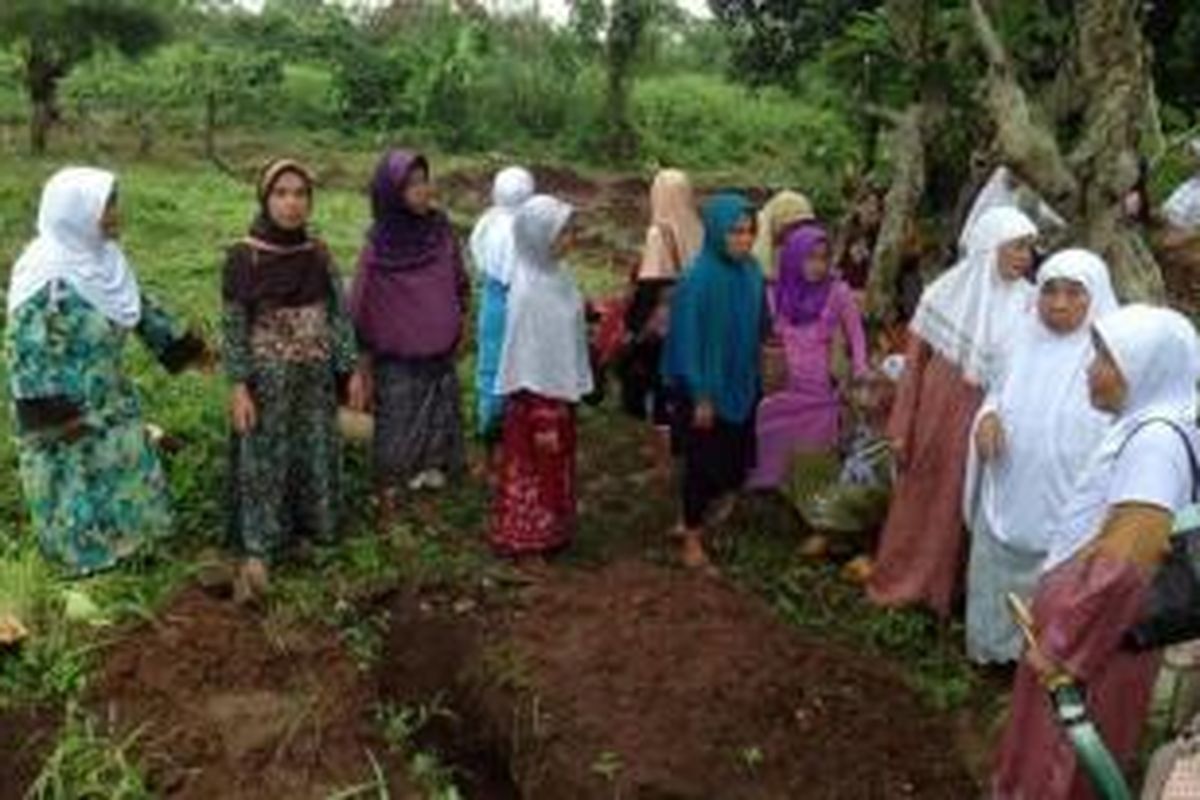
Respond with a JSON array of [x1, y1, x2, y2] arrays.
[[7, 157, 1200, 797], [3, 153, 591, 594]]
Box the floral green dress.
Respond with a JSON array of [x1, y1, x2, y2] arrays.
[[5, 281, 203, 576], [221, 248, 358, 561]]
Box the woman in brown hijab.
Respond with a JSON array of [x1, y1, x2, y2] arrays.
[[222, 158, 363, 603]]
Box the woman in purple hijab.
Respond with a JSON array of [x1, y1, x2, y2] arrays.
[[747, 222, 868, 489], [350, 150, 469, 528]]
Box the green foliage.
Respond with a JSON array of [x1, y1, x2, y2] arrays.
[[709, 0, 882, 87], [631, 74, 861, 204], [0, 0, 171, 66], [28, 704, 150, 800], [1147, 4, 1200, 125]]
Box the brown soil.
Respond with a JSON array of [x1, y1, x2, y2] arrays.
[[88, 586, 418, 800], [0, 704, 59, 799], [380, 561, 978, 800]]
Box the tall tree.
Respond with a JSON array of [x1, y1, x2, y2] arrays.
[[968, 0, 1164, 300], [708, 0, 881, 86], [604, 0, 656, 160], [0, 0, 170, 153]]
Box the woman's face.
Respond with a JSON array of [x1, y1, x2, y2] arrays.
[[803, 241, 831, 282], [1038, 278, 1090, 335], [1087, 332, 1129, 413], [100, 191, 121, 240], [997, 237, 1036, 282], [403, 166, 433, 215], [725, 215, 756, 260], [267, 171, 311, 231]]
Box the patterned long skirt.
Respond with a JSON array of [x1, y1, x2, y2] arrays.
[[228, 360, 342, 561], [17, 418, 173, 576], [373, 355, 466, 488], [489, 392, 577, 556]]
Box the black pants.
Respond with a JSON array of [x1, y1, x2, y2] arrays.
[[673, 400, 756, 529]]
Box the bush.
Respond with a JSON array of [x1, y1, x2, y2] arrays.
[[629, 74, 860, 205]]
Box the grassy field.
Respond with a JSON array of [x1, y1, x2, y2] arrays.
[[0, 133, 1002, 797]]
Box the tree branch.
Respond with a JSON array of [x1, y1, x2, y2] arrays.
[[967, 0, 1078, 214]]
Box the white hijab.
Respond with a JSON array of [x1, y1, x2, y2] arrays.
[[497, 194, 594, 403], [911, 206, 1038, 387], [1044, 305, 1200, 571], [468, 166, 536, 286], [7, 167, 141, 327], [964, 249, 1119, 554], [1163, 140, 1200, 231], [959, 166, 1065, 254]]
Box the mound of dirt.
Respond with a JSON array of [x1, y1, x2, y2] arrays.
[[90, 586, 416, 800], [502, 560, 977, 799]]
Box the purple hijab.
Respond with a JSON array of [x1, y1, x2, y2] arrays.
[[350, 149, 466, 359], [774, 223, 832, 326], [364, 150, 453, 272]]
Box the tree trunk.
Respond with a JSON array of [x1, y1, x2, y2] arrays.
[[25, 45, 62, 156], [204, 91, 218, 162], [967, 0, 1165, 302], [867, 103, 927, 323]]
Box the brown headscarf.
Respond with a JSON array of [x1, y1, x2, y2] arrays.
[[222, 158, 334, 311]]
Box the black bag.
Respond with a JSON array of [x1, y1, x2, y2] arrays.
[[1123, 419, 1200, 652]]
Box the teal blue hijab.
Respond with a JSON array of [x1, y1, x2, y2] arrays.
[[662, 192, 765, 424]]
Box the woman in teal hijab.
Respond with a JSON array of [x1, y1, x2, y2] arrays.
[[663, 192, 766, 570]]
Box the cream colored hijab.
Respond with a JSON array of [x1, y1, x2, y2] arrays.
[[638, 169, 703, 280], [752, 190, 816, 278]]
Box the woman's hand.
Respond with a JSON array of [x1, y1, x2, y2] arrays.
[[890, 437, 908, 469], [346, 370, 369, 413], [230, 383, 258, 434], [534, 429, 560, 454], [693, 400, 715, 431], [1025, 642, 1070, 687], [976, 412, 1006, 462]]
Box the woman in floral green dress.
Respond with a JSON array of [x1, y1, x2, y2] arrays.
[[5, 167, 207, 576], [221, 159, 363, 602]]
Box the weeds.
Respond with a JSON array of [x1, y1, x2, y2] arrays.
[[376, 700, 463, 799], [27, 704, 149, 800]]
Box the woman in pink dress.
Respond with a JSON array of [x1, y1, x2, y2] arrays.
[[748, 223, 868, 489], [867, 206, 1038, 618]]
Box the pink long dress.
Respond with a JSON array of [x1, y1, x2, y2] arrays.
[[992, 556, 1158, 799], [867, 334, 983, 617], [747, 280, 868, 489]]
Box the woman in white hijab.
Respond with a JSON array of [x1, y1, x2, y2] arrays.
[[4, 167, 207, 575], [962, 249, 1119, 665], [1163, 138, 1200, 232], [868, 206, 1038, 618], [993, 305, 1200, 800], [489, 194, 593, 567], [470, 166, 536, 441]]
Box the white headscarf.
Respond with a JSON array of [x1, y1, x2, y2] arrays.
[[497, 194, 594, 403], [468, 166, 536, 286], [911, 206, 1038, 387], [1044, 305, 1200, 571], [7, 167, 141, 326], [1163, 140, 1200, 230], [964, 249, 1119, 554], [959, 166, 1065, 253]]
